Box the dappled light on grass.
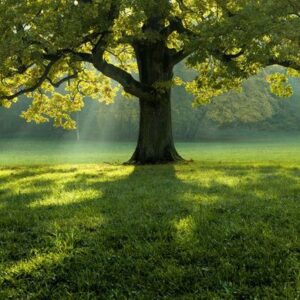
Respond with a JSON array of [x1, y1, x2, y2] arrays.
[[29, 188, 101, 208], [174, 216, 196, 245], [0, 163, 299, 298], [0, 165, 135, 209], [7, 252, 67, 279]]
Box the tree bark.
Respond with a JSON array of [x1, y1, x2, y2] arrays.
[[129, 93, 183, 164], [128, 42, 183, 164]]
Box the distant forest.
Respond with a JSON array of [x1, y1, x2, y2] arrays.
[[1, 66, 300, 141]]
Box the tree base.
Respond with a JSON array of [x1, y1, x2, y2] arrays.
[[126, 146, 184, 165]]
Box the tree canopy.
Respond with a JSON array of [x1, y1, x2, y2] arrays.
[[0, 0, 299, 162], [0, 1, 298, 120]]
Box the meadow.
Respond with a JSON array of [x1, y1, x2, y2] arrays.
[[0, 137, 300, 299]]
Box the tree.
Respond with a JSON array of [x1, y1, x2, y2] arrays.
[[0, 0, 298, 163], [206, 68, 280, 126]]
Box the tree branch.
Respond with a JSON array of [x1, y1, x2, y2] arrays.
[[211, 48, 245, 63], [170, 48, 195, 65], [46, 72, 78, 88], [77, 3, 151, 99], [91, 30, 153, 100], [0, 60, 58, 101], [92, 53, 153, 99], [43, 49, 91, 62]]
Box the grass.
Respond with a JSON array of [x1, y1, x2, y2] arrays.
[[0, 138, 300, 298], [2, 134, 300, 165]]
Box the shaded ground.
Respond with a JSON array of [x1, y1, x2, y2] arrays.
[[0, 162, 299, 299]]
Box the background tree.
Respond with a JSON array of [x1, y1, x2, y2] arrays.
[[206, 67, 280, 126], [0, 0, 298, 163]]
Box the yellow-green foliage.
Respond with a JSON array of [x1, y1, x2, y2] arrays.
[[0, 0, 299, 128]]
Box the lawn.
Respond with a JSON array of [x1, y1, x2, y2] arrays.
[[0, 138, 300, 299], [2, 135, 300, 165]]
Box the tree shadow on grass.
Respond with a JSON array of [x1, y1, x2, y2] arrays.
[[0, 163, 299, 299]]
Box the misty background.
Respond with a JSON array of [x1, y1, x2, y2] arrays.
[[1, 65, 300, 142]]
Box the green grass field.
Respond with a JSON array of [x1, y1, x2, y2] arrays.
[[2, 135, 300, 165], [0, 138, 300, 299]]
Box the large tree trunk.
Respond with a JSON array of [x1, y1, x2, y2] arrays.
[[129, 93, 183, 164], [128, 42, 183, 164]]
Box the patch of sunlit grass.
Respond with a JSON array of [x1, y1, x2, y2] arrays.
[[29, 188, 101, 208], [7, 252, 67, 277]]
